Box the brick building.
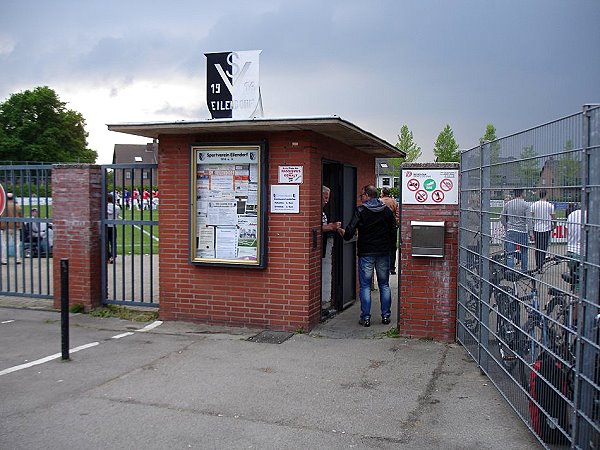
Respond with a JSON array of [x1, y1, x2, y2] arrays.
[[108, 117, 403, 332]]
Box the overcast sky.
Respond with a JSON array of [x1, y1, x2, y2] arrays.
[[1, 0, 598, 164]]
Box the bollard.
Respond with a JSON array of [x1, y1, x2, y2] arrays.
[[60, 259, 69, 360]]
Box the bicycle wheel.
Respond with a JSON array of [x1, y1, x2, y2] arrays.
[[495, 288, 521, 374]]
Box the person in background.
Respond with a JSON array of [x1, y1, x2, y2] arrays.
[[380, 187, 399, 275], [321, 186, 341, 317], [106, 193, 122, 264], [566, 205, 583, 290], [530, 189, 555, 271], [0, 192, 22, 264], [500, 188, 531, 272], [24, 207, 52, 257], [338, 184, 396, 327], [124, 189, 131, 210]]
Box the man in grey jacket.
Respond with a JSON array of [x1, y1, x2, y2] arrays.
[[500, 188, 531, 272]]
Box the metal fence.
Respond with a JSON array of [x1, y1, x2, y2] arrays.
[[0, 164, 53, 299], [458, 105, 600, 448], [101, 164, 159, 307]]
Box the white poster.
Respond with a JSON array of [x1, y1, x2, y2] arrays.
[[192, 144, 264, 266], [270, 185, 300, 213]]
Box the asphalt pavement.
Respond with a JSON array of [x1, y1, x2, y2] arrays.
[[0, 296, 541, 450]]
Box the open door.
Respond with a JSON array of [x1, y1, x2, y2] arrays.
[[323, 161, 356, 311]]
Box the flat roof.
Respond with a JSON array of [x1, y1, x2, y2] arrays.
[[107, 116, 404, 158]]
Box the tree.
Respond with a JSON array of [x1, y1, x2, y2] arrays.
[[395, 125, 422, 162], [556, 139, 581, 201], [518, 145, 539, 187], [481, 123, 501, 162], [433, 124, 460, 162], [0, 86, 97, 163], [481, 123, 503, 189], [381, 125, 422, 179]]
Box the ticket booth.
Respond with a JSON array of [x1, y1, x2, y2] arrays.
[[108, 117, 403, 332]]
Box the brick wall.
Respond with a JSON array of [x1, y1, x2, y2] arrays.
[[398, 163, 460, 342], [52, 165, 103, 311], [157, 131, 372, 332]]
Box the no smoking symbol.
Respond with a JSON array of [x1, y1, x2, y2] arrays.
[[432, 190, 445, 203], [415, 190, 428, 202]]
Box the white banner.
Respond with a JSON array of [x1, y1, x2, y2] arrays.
[[205, 50, 263, 119]]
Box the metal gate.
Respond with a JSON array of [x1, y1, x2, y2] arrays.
[[101, 164, 159, 307], [0, 164, 53, 299], [458, 105, 600, 448]]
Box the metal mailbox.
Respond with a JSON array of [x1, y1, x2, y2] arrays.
[[410, 221, 445, 257]]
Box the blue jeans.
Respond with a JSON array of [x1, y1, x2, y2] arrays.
[[505, 230, 529, 272], [358, 255, 391, 321]]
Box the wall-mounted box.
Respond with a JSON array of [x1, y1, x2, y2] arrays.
[[411, 221, 445, 257]]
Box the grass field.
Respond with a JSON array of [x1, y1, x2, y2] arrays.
[[114, 208, 159, 255], [21, 206, 160, 256], [116, 223, 159, 255]]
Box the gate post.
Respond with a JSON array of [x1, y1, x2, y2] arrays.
[[52, 164, 103, 311], [398, 162, 460, 342]]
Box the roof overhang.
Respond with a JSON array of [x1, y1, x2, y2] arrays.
[[107, 116, 404, 158]]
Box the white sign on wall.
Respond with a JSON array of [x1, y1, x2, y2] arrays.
[[278, 166, 303, 184], [401, 169, 459, 205], [270, 185, 299, 213]]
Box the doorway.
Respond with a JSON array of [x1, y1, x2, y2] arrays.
[[322, 161, 357, 314]]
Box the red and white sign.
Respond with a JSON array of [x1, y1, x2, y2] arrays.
[[432, 190, 445, 203], [407, 178, 420, 191], [0, 184, 5, 216], [440, 178, 453, 191], [278, 166, 303, 183], [415, 190, 428, 203], [402, 169, 459, 205]]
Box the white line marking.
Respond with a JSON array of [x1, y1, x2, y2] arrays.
[[138, 320, 163, 332], [132, 223, 160, 242], [112, 332, 135, 339], [1, 320, 163, 376], [2, 320, 15, 324], [0, 342, 99, 376]]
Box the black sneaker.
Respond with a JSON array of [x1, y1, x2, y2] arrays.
[[358, 318, 371, 327], [382, 316, 391, 325]]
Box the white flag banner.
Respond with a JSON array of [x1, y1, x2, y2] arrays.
[[205, 50, 263, 119]]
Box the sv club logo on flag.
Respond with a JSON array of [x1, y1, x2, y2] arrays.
[[205, 50, 262, 119]]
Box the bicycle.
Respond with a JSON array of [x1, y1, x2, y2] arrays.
[[490, 250, 523, 375], [492, 254, 569, 378], [527, 257, 579, 445]]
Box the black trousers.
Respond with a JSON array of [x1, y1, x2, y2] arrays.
[[107, 226, 117, 259], [533, 230, 551, 270]]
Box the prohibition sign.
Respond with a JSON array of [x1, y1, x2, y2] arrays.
[[407, 178, 420, 191], [432, 190, 445, 203], [415, 190, 428, 203], [440, 178, 453, 192]]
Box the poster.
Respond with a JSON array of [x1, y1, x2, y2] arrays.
[[191, 144, 266, 267]]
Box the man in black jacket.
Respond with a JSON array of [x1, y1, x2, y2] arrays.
[[338, 184, 396, 327]]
